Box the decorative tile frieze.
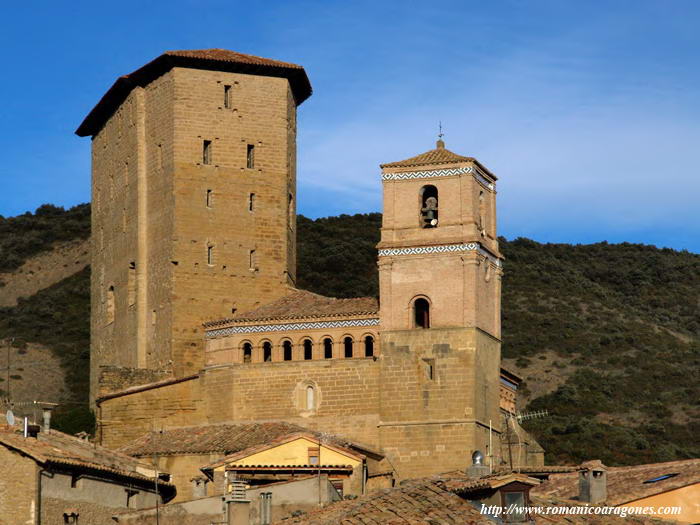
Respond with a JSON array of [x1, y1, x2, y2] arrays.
[[381, 167, 473, 181], [378, 243, 501, 267], [205, 317, 380, 338]]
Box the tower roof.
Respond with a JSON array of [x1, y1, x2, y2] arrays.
[[380, 139, 476, 169], [76, 49, 312, 137]]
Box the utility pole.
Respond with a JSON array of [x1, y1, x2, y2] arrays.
[[5, 338, 14, 403]]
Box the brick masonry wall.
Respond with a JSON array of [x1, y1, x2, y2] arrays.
[[0, 446, 38, 525]]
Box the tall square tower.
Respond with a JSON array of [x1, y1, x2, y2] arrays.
[[76, 50, 311, 403], [377, 139, 504, 477]]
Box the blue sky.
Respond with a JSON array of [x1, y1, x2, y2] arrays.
[[1, 1, 698, 252]]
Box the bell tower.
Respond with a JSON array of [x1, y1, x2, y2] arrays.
[[377, 138, 504, 478]]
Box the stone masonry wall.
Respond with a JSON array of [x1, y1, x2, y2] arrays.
[[0, 446, 38, 525]]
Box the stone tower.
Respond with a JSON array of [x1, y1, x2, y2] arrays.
[[377, 139, 504, 477], [76, 49, 312, 403]]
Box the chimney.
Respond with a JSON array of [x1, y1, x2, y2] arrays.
[[43, 406, 53, 432], [578, 460, 607, 504], [225, 479, 250, 525], [467, 450, 490, 479], [191, 476, 208, 499]]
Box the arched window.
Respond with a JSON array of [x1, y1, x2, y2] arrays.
[[420, 185, 439, 228], [414, 298, 430, 329], [306, 385, 315, 410], [263, 341, 272, 362], [243, 342, 252, 363], [323, 338, 333, 359], [344, 337, 353, 358], [364, 335, 374, 357], [283, 340, 293, 361], [303, 339, 313, 360]]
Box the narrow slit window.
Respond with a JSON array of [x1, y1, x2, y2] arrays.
[[224, 85, 232, 109], [243, 342, 252, 363], [344, 337, 353, 358], [323, 338, 333, 359], [249, 249, 256, 271], [263, 342, 272, 362], [364, 335, 374, 357], [127, 262, 136, 306], [306, 385, 315, 410], [288, 193, 294, 225], [202, 140, 212, 165], [207, 245, 214, 265], [423, 358, 435, 380], [303, 339, 313, 360], [249, 193, 255, 212], [246, 144, 255, 169], [414, 298, 430, 329], [206, 189, 212, 208], [283, 340, 293, 361], [106, 286, 115, 325]]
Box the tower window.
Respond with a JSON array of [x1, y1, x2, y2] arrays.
[[343, 337, 353, 358], [249, 249, 256, 271], [106, 286, 115, 325], [206, 189, 212, 208], [479, 190, 486, 235], [414, 298, 430, 329], [303, 339, 313, 360], [283, 340, 293, 361], [207, 245, 214, 265], [323, 338, 333, 359], [127, 262, 136, 306], [249, 193, 255, 212], [420, 185, 439, 228], [243, 342, 252, 363], [246, 144, 255, 169], [223, 85, 232, 109], [364, 335, 374, 357], [288, 193, 294, 226], [306, 385, 315, 410], [263, 341, 272, 362], [423, 358, 435, 380], [202, 140, 212, 165]]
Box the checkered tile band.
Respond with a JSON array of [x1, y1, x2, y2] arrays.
[[206, 317, 380, 338], [378, 243, 501, 267]]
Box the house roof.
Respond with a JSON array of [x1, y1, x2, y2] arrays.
[[201, 431, 365, 471], [76, 48, 312, 137], [274, 473, 667, 524], [204, 289, 378, 327], [532, 459, 700, 506], [119, 422, 381, 460], [0, 425, 174, 492]]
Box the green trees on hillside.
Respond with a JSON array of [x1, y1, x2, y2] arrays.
[[0, 205, 698, 463]]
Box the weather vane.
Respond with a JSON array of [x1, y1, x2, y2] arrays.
[[438, 121, 444, 140]]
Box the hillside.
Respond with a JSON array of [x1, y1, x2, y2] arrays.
[[1, 206, 698, 464]]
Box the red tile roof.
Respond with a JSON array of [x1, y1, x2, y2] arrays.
[[204, 289, 378, 327], [0, 425, 174, 491], [119, 422, 380, 459], [76, 49, 312, 137], [380, 140, 476, 169], [532, 459, 700, 506], [275, 473, 669, 524]]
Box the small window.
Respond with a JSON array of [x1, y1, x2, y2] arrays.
[[206, 189, 212, 208], [303, 339, 313, 360], [224, 85, 232, 109], [288, 193, 294, 225], [306, 385, 315, 410], [249, 193, 255, 212], [249, 249, 256, 271], [323, 338, 333, 359], [420, 185, 439, 228], [263, 341, 272, 362], [243, 342, 252, 363], [127, 262, 136, 306], [207, 245, 214, 265], [364, 335, 374, 357], [246, 144, 255, 169], [308, 447, 320, 465], [423, 358, 434, 380], [343, 337, 353, 358], [283, 340, 293, 361], [106, 286, 115, 324], [202, 140, 212, 165], [414, 298, 430, 329], [502, 491, 526, 522]]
